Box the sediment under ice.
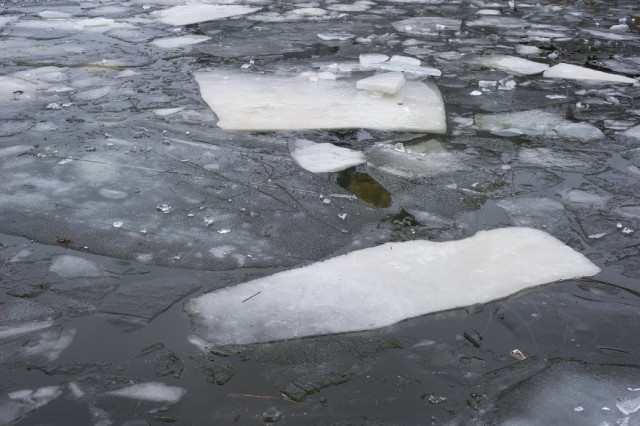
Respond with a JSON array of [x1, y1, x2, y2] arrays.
[[186, 227, 600, 346]]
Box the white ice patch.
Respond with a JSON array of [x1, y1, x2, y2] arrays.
[[476, 54, 549, 76], [185, 227, 600, 346], [475, 109, 604, 141], [0, 386, 62, 425], [543, 63, 637, 84], [151, 35, 211, 49], [359, 53, 390, 67], [516, 44, 542, 55], [50, 255, 103, 278], [14, 17, 132, 33], [289, 139, 366, 173], [356, 72, 406, 94], [150, 5, 260, 26], [0, 145, 33, 158], [153, 106, 187, 116], [104, 382, 186, 403], [0, 321, 53, 340], [195, 71, 446, 133], [392, 17, 461, 35]]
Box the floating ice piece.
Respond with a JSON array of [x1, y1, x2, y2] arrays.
[[543, 63, 637, 84], [356, 72, 406, 94], [151, 35, 210, 48], [14, 17, 132, 33], [185, 227, 600, 346], [466, 16, 529, 28], [370, 62, 442, 78], [359, 53, 390, 67], [622, 125, 640, 140], [390, 55, 421, 67], [74, 87, 111, 101], [0, 386, 62, 425], [392, 17, 461, 35], [50, 255, 103, 278], [0, 145, 32, 158], [289, 139, 366, 173], [617, 396, 640, 415], [153, 106, 186, 116], [195, 71, 446, 132], [104, 382, 186, 403], [516, 45, 542, 55], [367, 139, 468, 178], [151, 5, 260, 26], [317, 32, 354, 41], [475, 109, 604, 141], [38, 10, 73, 19], [0, 321, 53, 340], [476, 54, 548, 76]]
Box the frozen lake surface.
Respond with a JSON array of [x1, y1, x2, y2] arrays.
[[0, 0, 639, 423]]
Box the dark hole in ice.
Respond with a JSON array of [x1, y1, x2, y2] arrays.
[[336, 170, 392, 208]]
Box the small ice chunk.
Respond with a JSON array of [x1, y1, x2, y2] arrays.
[[622, 125, 640, 140], [543, 63, 637, 84], [113, 221, 123, 228], [359, 53, 389, 67], [50, 255, 102, 278], [392, 17, 461, 35], [516, 45, 542, 55], [38, 10, 73, 19], [104, 382, 186, 403], [151, 5, 260, 26], [390, 55, 421, 67], [371, 62, 442, 78], [74, 87, 111, 101], [185, 228, 600, 345], [151, 35, 210, 49], [317, 32, 355, 41], [588, 232, 607, 239], [476, 54, 549, 76], [356, 72, 406, 94], [153, 106, 186, 116], [0, 321, 53, 340], [470, 90, 482, 96], [289, 139, 366, 173], [617, 396, 640, 415]]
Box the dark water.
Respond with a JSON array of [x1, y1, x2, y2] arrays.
[[1, 0, 640, 424]]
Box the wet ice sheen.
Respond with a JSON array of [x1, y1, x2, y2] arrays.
[[103, 382, 186, 403], [195, 71, 446, 132], [186, 227, 600, 346]]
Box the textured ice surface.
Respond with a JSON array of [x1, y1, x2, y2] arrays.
[[151, 35, 210, 48], [543, 63, 637, 84], [476, 55, 549, 76], [0, 321, 53, 340], [481, 361, 640, 426], [622, 125, 640, 140], [50, 255, 103, 278], [104, 382, 186, 403], [392, 17, 461, 35], [195, 71, 446, 132], [475, 109, 604, 141], [356, 72, 405, 94], [14, 17, 132, 33], [0, 386, 62, 425], [289, 139, 366, 173], [150, 5, 260, 26], [186, 227, 600, 345]]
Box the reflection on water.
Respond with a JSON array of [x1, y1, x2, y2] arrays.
[[337, 170, 393, 208]]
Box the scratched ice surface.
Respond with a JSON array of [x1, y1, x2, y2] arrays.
[[0, 0, 639, 423]]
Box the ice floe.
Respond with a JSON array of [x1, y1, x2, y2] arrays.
[[392, 17, 461, 35], [475, 54, 549, 76], [475, 109, 604, 141], [185, 227, 600, 346], [543, 63, 637, 84], [103, 382, 186, 403], [288, 139, 366, 173], [14, 17, 132, 33], [151, 35, 210, 48], [195, 71, 446, 132], [150, 5, 261, 26], [622, 124, 640, 140]]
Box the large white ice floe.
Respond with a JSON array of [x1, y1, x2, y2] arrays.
[[475, 109, 604, 141], [289, 139, 366, 173], [185, 227, 600, 346], [543, 63, 637, 84], [475, 54, 549, 76], [150, 5, 261, 26], [195, 71, 446, 132], [103, 382, 186, 403]]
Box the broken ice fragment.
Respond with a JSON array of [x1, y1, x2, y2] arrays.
[[289, 139, 366, 173], [50, 255, 102, 278], [185, 227, 600, 346], [390, 55, 421, 67], [151, 5, 261, 26], [103, 382, 186, 403], [475, 54, 549, 76], [156, 203, 172, 214], [195, 71, 446, 133], [616, 396, 640, 415], [359, 53, 389, 67], [543, 63, 637, 84], [317, 32, 355, 41], [356, 72, 406, 94], [392, 17, 461, 35], [370, 62, 442, 78], [151, 35, 211, 49]]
